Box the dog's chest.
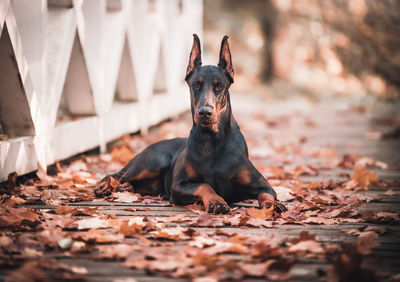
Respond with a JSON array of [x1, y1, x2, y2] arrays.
[[191, 140, 243, 181]]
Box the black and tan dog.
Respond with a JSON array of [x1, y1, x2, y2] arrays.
[[94, 34, 286, 214]]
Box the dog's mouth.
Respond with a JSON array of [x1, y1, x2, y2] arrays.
[[198, 119, 217, 128]]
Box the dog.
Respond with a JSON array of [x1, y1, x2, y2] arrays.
[[94, 34, 286, 214]]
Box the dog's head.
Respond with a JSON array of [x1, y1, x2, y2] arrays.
[[185, 34, 234, 132]]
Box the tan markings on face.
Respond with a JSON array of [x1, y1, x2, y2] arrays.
[[190, 92, 195, 110], [220, 92, 226, 104], [235, 169, 252, 185], [216, 100, 222, 116], [198, 77, 203, 83]]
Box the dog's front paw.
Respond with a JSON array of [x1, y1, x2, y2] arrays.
[[258, 192, 287, 214], [260, 200, 287, 214], [93, 176, 120, 197], [204, 195, 230, 214]]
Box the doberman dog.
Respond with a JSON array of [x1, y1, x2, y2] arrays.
[[94, 34, 286, 214]]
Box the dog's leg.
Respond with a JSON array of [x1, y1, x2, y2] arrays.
[[94, 139, 185, 197], [172, 182, 230, 214], [170, 156, 230, 214], [232, 162, 287, 213]]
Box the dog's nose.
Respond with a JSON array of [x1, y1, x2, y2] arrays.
[[199, 106, 213, 118]]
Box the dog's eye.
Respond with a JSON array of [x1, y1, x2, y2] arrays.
[[215, 83, 224, 92], [193, 83, 201, 90]]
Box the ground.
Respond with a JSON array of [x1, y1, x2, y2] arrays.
[[1, 92, 400, 281]]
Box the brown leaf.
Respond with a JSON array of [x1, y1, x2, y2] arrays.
[[247, 206, 274, 220], [355, 157, 388, 169], [383, 189, 400, 196], [7, 172, 18, 190], [111, 192, 142, 203], [152, 227, 191, 241], [240, 261, 276, 277], [345, 165, 380, 190], [356, 232, 380, 255], [288, 240, 324, 254], [273, 186, 295, 201], [251, 241, 283, 259], [77, 217, 110, 230], [55, 204, 76, 215], [97, 244, 137, 259], [4, 262, 49, 282], [195, 213, 224, 227], [0, 207, 41, 228], [291, 165, 318, 178], [110, 144, 135, 164], [75, 228, 124, 243], [118, 217, 155, 236]]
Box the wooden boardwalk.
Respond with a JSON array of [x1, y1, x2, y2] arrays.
[[1, 94, 400, 281]]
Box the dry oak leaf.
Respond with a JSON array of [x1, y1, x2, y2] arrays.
[[273, 186, 295, 202], [345, 165, 379, 190], [1, 195, 26, 207], [247, 206, 274, 220], [110, 144, 135, 164], [0, 207, 41, 228], [152, 227, 191, 241], [288, 240, 324, 254], [0, 235, 13, 247], [356, 157, 388, 170], [55, 204, 76, 215], [383, 189, 400, 196], [196, 213, 224, 227], [42, 213, 78, 229], [97, 244, 137, 259], [291, 165, 318, 178], [189, 236, 218, 248], [251, 241, 283, 259], [77, 217, 110, 230], [202, 241, 248, 256], [240, 260, 275, 277], [74, 228, 124, 243], [111, 192, 142, 203], [118, 217, 155, 236], [356, 232, 380, 255], [245, 217, 273, 228], [4, 261, 49, 282]]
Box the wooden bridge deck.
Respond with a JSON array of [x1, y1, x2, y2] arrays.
[[1, 94, 399, 281]]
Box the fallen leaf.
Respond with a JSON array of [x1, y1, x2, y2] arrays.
[[97, 244, 137, 259], [195, 213, 224, 227], [4, 262, 49, 282], [247, 206, 274, 220], [77, 217, 110, 230], [274, 186, 295, 201], [111, 192, 142, 203], [345, 165, 379, 190], [288, 240, 324, 254]]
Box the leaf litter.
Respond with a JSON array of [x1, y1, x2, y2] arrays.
[[0, 106, 399, 281]]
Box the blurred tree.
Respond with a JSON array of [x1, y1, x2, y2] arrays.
[[204, 0, 400, 98], [277, 0, 400, 98], [204, 0, 277, 82]]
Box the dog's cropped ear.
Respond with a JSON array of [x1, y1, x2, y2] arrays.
[[218, 35, 234, 83], [185, 34, 202, 81]]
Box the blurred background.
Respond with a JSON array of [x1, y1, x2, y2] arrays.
[[1, 0, 400, 182], [204, 0, 400, 102]]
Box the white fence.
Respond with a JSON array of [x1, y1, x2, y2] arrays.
[[0, 0, 203, 181]]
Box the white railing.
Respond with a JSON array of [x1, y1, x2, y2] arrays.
[[0, 0, 203, 181]]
